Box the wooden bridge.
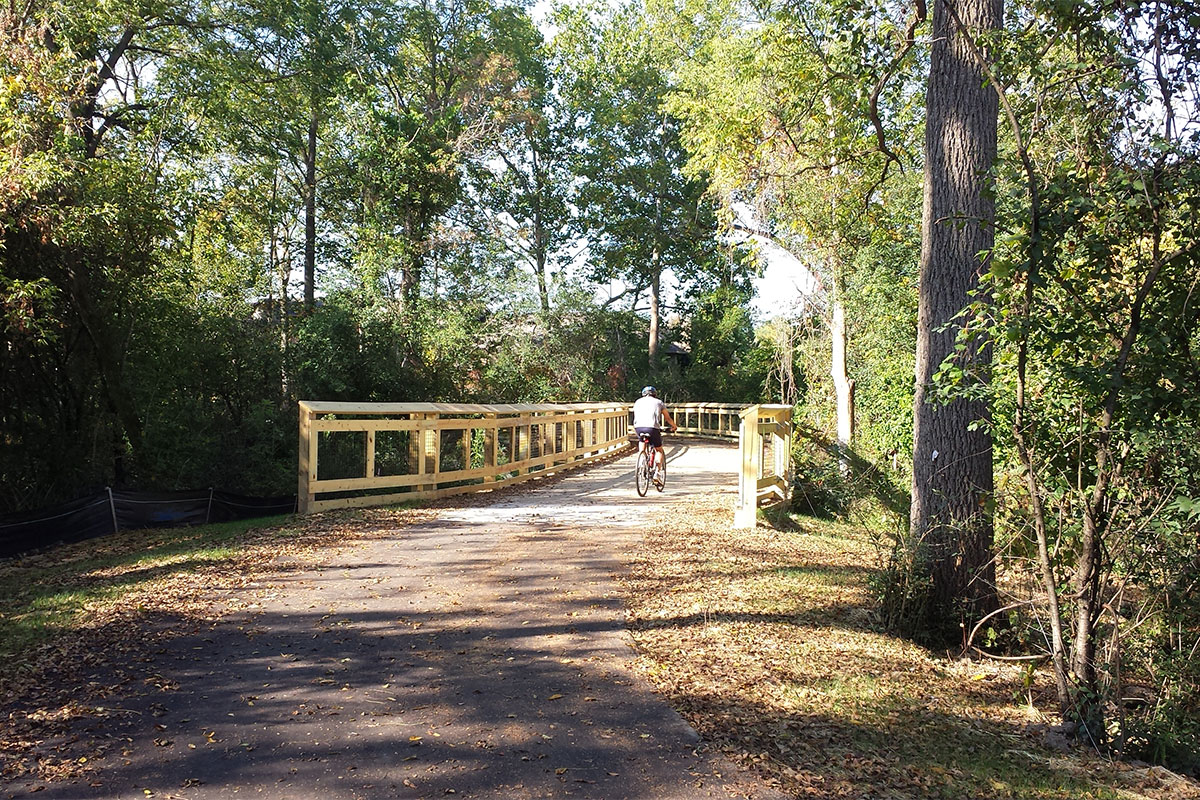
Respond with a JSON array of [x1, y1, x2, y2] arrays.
[[298, 401, 792, 526]]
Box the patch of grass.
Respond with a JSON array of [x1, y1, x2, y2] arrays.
[[0, 515, 295, 659], [623, 501, 1198, 799]]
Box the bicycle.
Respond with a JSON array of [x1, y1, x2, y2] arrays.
[[634, 431, 668, 496]]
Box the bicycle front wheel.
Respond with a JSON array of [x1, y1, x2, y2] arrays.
[[635, 450, 650, 497]]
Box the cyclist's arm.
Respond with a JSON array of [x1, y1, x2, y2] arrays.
[[661, 406, 678, 431]]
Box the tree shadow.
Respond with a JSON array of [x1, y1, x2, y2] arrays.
[[668, 686, 1124, 800], [0, 495, 764, 799]]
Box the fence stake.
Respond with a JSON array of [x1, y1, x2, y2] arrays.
[[106, 487, 119, 533]]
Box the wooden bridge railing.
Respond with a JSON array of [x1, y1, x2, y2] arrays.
[[662, 402, 745, 439], [298, 402, 628, 513], [734, 404, 794, 528], [298, 399, 792, 525]]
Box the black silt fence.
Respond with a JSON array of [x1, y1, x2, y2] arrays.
[[0, 489, 297, 560]]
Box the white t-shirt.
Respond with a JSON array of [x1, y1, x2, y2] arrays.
[[632, 395, 665, 429]]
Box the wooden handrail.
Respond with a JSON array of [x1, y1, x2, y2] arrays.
[[734, 404, 794, 528], [298, 401, 629, 513], [662, 402, 747, 439], [298, 399, 792, 526]]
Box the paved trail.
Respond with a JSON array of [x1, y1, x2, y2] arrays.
[[6, 441, 782, 800]]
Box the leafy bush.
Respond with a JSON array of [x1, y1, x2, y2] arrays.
[[789, 438, 850, 519]]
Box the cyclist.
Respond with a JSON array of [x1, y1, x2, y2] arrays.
[[632, 386, 677, 484]]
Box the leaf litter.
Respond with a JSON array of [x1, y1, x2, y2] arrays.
[[3, 455, 1197, 798], [0, 505, 439, 786], [618, 494, 1200, 800], [0, 458, 624, 789]]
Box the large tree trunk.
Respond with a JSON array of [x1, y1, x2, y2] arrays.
[[533, 148, 551, 313], [304, 109, 318, 312], [533, 192, 550, 312], [830, 283, 855, 465], [648, 266, 661, 365], [824, 96, 854, 463], [910, 0, 1002, 634], [535, 246, 550, 313]]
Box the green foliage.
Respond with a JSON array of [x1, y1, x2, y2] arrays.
[[789, 438, 851, 519], [681, 285, 771, 402], [556, 0, 734, 366], [843, 175, 921, 467]]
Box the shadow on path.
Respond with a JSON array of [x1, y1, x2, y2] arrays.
[[2, 443, 781, 800]]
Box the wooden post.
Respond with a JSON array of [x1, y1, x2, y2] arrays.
[[735, 406, 761, 528], [366, 429, 376, 479], [462, 426, 472, 473], [519, 422, 531, 465], [424, 422, 439, 493], [298, 403, 316, 514], [780, 410, 793, 503], [408, 413, 423, 478], [482, 417, 496, 479]]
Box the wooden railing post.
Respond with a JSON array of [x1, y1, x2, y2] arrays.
[[424, 420, 439, 493], [735, 405, 761, 528], [484, 413, 497, 482], [408, 413, 423, 480], [462, 425, 473, 473], [366, 429, 376, 479], [298, 402, 316, 514]]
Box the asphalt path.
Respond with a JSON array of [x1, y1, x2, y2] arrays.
[[5, 441, 784, 800]]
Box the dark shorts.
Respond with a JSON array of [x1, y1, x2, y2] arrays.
[[635, 426, 663, 448]]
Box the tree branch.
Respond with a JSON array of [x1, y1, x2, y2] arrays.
[[866, 0, 926, 178]]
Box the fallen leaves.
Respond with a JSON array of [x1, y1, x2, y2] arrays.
[[0, 507, 438, 783], [619, 494, 1200, 800]]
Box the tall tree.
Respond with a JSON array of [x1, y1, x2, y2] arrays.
[[909, 0, 1002, 634], [659, 0, 923, 446], [463, 10, 575, 313], [556, 1, 722, 368], [339, 0, 524, 309], [0, 0, 192, 487], [969, 0, 1200, 745]]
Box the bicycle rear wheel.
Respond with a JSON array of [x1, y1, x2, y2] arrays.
[[635, 449, 651, 497]]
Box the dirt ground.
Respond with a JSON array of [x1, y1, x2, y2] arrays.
[[2, 440, 784, 800]]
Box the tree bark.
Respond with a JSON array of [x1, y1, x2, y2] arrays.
[[824, 96, 854, 468], [910, 0, 1002, 633], [304, 108, 318, 312], [831, 285, 854, 465], [532, 147, 551, 313], [648, 265, 661, 365], [1068, 228, 1165, 734]]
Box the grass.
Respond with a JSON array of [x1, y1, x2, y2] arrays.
[[0, 515, 296, 661], [621, 498, 1198, 800]]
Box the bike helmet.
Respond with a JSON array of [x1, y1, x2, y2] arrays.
[[641, 386, 657, 397]]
